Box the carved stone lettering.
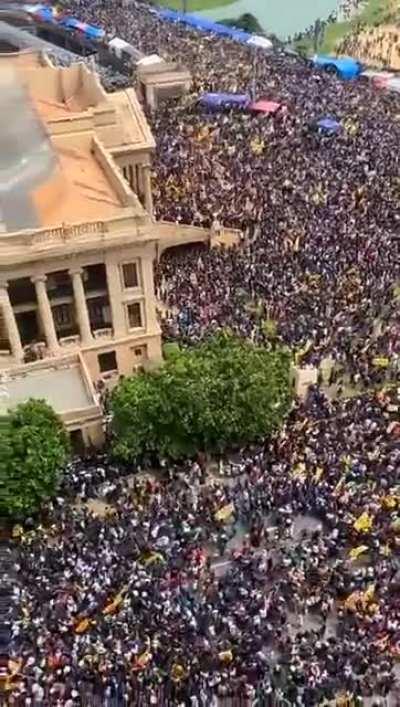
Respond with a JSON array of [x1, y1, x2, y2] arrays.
[[32, 222, 106, 246]]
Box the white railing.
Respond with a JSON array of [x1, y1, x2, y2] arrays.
[[59, 335, 81, 348], [93, 328, 113, 340]]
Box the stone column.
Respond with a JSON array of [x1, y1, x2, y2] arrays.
[[105, 261, 126, 338], [141, 256, 159, 333], [31, 275, 59, 353], [69, 268, 93, 345], [0, 284, 23, 362], [142, 165, 154, 218]]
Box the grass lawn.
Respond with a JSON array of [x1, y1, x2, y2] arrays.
[[156, 0, 235, 11], [309, 0, 399, 55], [320, 21, 352, 53]]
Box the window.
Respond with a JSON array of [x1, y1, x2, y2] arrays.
[[98, 350, 117, 373], [133, 345, 147, 360], [52, 304, 72, 326], [122, 262, 139, 289], [127, 302, 143, 329]]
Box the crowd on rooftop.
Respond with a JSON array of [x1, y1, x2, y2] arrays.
[[5, 0, 400, 703]]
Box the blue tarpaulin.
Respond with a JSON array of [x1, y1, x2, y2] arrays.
[[199, 92, 250, 109], [32, 6, 54, 22], [158, 9, 252, 44], [316, 117, 341, 134], [312, 55, 361, 80], [60, 17, 104, 39]]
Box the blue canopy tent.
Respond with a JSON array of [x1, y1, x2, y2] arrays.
[[315, 117, 342, 135], [199, 92, 250, 110], [60, 17, 104, 40], [312, 55, 362, 80], [158, 9, 252, 44], [31, 6, 54, 22]]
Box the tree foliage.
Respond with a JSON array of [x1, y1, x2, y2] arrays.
[[112, 334, 292, 462], [0, 399, 70, 519], [221, 13, 264, 35]]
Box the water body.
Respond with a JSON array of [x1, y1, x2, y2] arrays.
[[199, 0, 339, 38]]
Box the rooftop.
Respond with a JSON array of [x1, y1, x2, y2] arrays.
[[0, 51, 147, 234], [32, 137, 124, 228], [0, 360, 97, 416]]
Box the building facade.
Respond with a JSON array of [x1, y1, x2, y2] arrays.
[[0, 48, 239, 447]]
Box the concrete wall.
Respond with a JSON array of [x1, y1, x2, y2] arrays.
[[80, 62, 107, 107], [27, 65, 62, 102], [92, 138, 136, 208], [59, 63, 79, 105], [82, 331, 162, 382]]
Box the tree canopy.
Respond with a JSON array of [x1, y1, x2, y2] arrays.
[[0, 399, 70, 519], [111, 334, 292, 462], [220, 13, 264, 35]]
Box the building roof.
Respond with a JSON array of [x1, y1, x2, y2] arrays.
[[0, 50, 149, 234], [32, 138, 124, 228]]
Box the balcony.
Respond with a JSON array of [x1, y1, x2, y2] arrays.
[[93, 328, 113, 341], [59, 335, 81, 349]]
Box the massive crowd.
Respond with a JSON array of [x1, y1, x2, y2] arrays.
[[9, 387, 400, 705], [5, 0, 400, 703]]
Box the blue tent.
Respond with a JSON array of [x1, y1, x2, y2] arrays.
[[60, 17, 104, 39], [312, 55, 361, 80], [33, 6, 54, 22], [199, 92, 250, 110], [157, 9, 251, 44], [316, 117, 341, 135]]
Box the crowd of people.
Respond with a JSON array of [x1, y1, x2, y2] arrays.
[[5, 0, 400, 703], [9, 387, 400, 704]]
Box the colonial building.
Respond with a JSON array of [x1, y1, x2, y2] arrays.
[[0, 48, 238, 448]]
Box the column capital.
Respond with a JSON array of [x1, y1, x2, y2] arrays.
[[31, 274, 47, 284], [0, 280, 8, 291], [69, 267, 84, 277]]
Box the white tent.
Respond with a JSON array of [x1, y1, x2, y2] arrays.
[[247, 35, 273, 50]]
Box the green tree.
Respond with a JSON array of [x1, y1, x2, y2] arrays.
[[0, 399, 70, 519], [221, 13, 264, 34], [112, 333, 292, 462]]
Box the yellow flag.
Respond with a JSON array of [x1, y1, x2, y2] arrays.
[[133, 649, 152, 671], [349, 545, 369, 560], [215, 503, 234, 522], [102, 585, 128, 615], [380, 544, 391, 557], [372, 357, 389, 368], [142, 552, 166, 566], [314, 467, 323, 483], [218, 649, 233, 663], [292, 462, 307, 480], [353, 512, 373, 533], [12, 525, 24, 539], [171, 663, 185, 682], [344, 591, 361, 611], [197, 126, 210, 142], [102, 594, 123, 616], [250, 137, 265, 155], [381, 495, 398, 510], [363, 583, 375, 603], [75, 618, 92, 634]]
